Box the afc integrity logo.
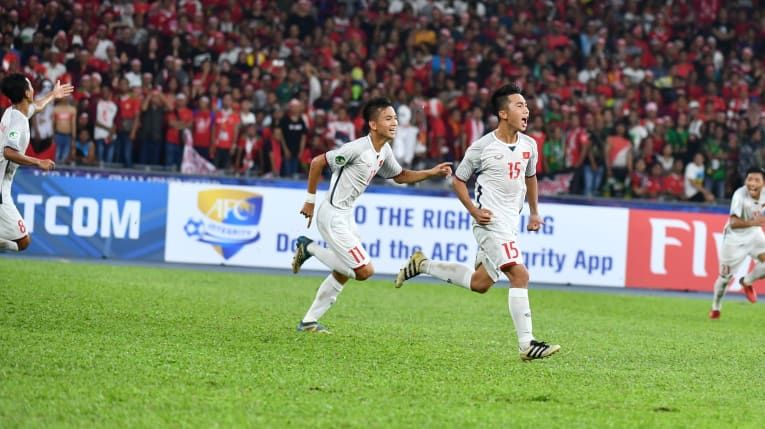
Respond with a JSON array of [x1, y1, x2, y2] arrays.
[[183, 189, 263, 259]]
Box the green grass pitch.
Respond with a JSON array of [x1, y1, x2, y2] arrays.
[[1, 258, 765, 428]]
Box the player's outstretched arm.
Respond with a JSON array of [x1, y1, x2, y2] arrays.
[[392, 162, 452, 184], [3, 147, 55, 171], [524, 175, 543, 231], [33, 80, 74, 113], [299, 154, 328, 228]]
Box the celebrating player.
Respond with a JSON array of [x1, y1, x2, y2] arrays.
[[291, 97, 452, 333], [709, 167, 765, 319], [395, 84, 560, 361], [0, 74, 73, 252]]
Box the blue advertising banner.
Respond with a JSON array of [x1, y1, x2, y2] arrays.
[[10, 170, 167, 260]]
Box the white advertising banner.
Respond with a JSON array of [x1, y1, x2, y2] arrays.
[[165, 182, 628, 287]]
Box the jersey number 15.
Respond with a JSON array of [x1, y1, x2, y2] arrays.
[[508, 162, 523, 180]]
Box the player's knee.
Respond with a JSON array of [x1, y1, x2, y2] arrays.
[[471, 283, 491, 294], [332, 271, 349, 284], [354, 264, 375, 281], [470, 266, 494, 293], [16, 236, 30, 251], [470, 277, 494, 294], [504, 266, 529, 287]]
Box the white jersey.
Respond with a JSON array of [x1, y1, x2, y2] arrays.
[[324, 135, 403, 210], [0, 105, 35, 201], [455, 130, 538, 231], [724, 186, 765, 244]]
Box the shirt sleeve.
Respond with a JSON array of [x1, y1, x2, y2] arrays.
[[455, 142, 481, 182], [325, 141, 359, 172], [526, 140, 538, 177], [378, 146, 403, 178], [729, 191, 744, 218], [3, 116, 24, 152]]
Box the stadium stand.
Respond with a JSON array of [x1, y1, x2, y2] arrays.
[[0, 0, 762, 201]]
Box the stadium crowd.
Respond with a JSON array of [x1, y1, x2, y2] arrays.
[[0, 0, 763, 201]]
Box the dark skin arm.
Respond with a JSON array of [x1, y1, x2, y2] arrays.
[[729, 214, 765, 229], [3, 147, 55, 170], [299, 158, 452, 227]]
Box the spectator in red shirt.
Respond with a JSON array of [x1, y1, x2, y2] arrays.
[[165, 93, 193, 169], [564, 114, 591, 194], [192, 96, 215, 161], [663, 158, 687, 201], [630, 158, 650, 198], [528, 116, 546, 175], [236, 123, 260, 175], [116, 77, 141, 167], [644, 162, 665, 199], [211, 93, 240, 170]]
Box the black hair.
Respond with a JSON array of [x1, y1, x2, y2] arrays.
[[362, 97, 394, 122], [1, 73, 30, 104], [745, 166, 765, 180], [491, 83, 523, 116]]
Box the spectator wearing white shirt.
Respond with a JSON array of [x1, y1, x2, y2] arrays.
[[125, 59, 143, 88], [43, 53, 66, 83], [393, 104, 418, 169], [240, 99, 256, 127], [684, 152, 715, 202], [93, 25, 115, 61], [326, 106, 355, 148], [94, 85, 118, 163]]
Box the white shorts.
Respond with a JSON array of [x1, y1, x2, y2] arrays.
[[719, 233, 765, 274], [316, 202, 370, 269], [0, 196, 27, 241], [473, 224, 524, 282]]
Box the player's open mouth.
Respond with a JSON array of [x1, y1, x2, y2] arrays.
[[521, 118, 528, 127]]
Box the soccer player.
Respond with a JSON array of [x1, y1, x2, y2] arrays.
[[709, 167, 765, 319], [0, 74, 73, 252], [395, 84, 560, 361], [291, 97, 452, 333]]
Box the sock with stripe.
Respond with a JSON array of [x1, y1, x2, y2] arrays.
[[509, 287, 534, 349], [0, 238, 19, 252], [302, 274, 344, 324], [307, 242, 356, 279], [421, 260, 472, 289]]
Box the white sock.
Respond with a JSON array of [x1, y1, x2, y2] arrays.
[[712, 275, 731, 311], [509, 287, 534, 348], [421, 260, 472, 289], [307, 242, 356, 279], [743, 262, 765, 285], [302, 274, 344, 323], [0, 238, 19, 252]]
